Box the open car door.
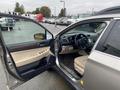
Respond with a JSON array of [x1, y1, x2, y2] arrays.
[[0, 13, 55, 89]]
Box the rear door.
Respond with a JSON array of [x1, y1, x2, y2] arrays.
[[82, 19, 120, 90], [0, 14, 54, 89]]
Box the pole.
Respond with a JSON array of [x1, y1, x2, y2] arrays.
[[63, 1, 66, 17], [60, 0, 66, 17]]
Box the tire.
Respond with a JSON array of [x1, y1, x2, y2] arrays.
[[9, 27, 13, 30], [1, 27, 8, 31]]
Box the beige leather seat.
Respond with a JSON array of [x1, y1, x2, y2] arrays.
[[74, 55, 88, 75]]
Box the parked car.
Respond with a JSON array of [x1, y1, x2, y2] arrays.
[[76, 17, 83, 22], [56, 17, 77, 25], [44, 18, 55, 24], [55, 18, 62, 24], [0, 17, 15, 31], [42, 18, 47, 23], [1, 13, 120, 90], [59, 17, 68, 24], [49, 18, 55, 24], [67, 18, 77, 24], [56, 17, 67, 25]]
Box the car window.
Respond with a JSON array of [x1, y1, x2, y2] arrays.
[[96, 20, 120, 57], [0, 17, 52, 45], [95, 23, 106, 32], [66, 22, 106, 34]]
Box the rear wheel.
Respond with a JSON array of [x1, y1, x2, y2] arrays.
[[1, 27, 8, 31], [1, 27, 13, 31], [9, 27, 13, 30]]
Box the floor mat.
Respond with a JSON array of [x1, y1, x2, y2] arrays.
[[59, 53, 80, 70]]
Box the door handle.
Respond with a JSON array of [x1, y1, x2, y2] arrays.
[[39, 44, 45, 47]]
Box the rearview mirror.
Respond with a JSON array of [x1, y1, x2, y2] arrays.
[[34, 33, 45, 41]]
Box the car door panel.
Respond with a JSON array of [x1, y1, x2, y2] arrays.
[[0, 14, 54, 89], [81, 20, 120, 90], [11, 47, 50, 67], [83, 50, 120, 90], [7, 40, 51, 52], [10, 46, 51, 80]]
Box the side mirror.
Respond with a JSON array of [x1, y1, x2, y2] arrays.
[[34, 33, 46, 41]]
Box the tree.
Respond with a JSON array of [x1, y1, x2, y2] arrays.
[[58, 8, 65, 17], [14, 2, 25, 14], [20, 5, 25, 14], [32, 6, 51, 17], [32, 8, 40, 14], [35, 8, 40, 14], [14, 2, 21, 13], [40, 6, 51, 17]]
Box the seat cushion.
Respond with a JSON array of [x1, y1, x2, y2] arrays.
[[74, 55, 88, 75]]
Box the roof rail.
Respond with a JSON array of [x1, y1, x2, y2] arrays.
[[94, 6, 120, 15]]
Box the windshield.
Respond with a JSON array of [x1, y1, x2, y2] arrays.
[[66, 22, 107, 34]]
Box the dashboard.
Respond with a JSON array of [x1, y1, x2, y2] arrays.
[[60, 33, 97, 46], [60, 34, 76, 45]]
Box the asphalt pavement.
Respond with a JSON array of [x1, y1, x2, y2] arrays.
[[15, 71, 73, 90], [40, 23, 66, 36]]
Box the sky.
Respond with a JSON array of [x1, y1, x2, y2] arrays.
[[1, 0, 120, 15]]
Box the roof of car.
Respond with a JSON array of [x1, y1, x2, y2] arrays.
[[95, 6, 120, 15], [77, 14, 120, 22]]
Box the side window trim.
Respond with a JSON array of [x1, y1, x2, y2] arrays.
[[91, 20, 114, 51], [58, 18, 112, 37], [1, 16, 53, 46], [94, 19, 120, 58]]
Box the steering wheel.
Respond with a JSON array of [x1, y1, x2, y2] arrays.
[[75, 34, 89, 50]]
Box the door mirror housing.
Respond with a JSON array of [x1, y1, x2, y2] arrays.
[[34, 33, 46, 41]]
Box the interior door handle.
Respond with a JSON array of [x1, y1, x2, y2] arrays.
[[39, 44, 45, 47]]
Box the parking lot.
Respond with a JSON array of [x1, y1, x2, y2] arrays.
[[40, 23, 66, 35], [14, 71, 73, 90]]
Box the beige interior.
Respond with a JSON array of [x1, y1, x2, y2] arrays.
[[60, 46, 79, 54], [11, 47, 50, 67], [74, 55, 88, 75]]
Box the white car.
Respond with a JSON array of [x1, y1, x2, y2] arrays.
[[49, 18, 55, 24], [0, 17, 15, 31], [67, 18, 77, 24], [56, 17, 69, 25]]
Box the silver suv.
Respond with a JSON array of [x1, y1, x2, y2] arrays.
[[1, 13, 120, 90]]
